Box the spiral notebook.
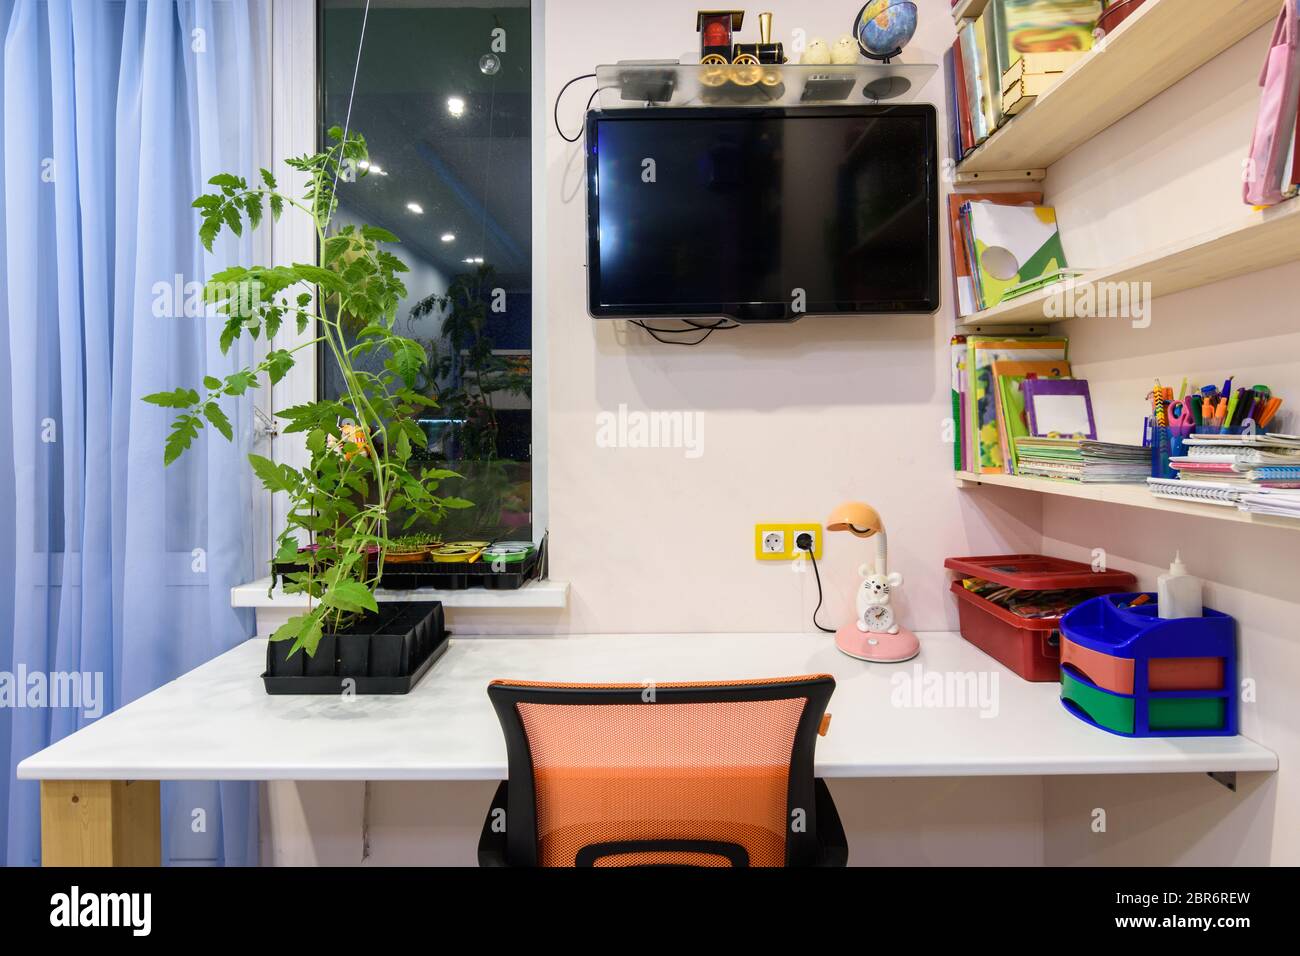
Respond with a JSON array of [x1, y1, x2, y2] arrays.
[[1146, 478, 1244, 506]]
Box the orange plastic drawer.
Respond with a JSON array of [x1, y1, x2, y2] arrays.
[[1061, 636, 1224, 694]]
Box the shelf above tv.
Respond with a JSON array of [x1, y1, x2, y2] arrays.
[[955, 0, 1279, 176], [955, 471, 1300, 531], [956, 197, 1300, 329], [594, 61, 937, 110]]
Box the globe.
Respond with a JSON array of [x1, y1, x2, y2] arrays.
[[855, 0, 918, 62]]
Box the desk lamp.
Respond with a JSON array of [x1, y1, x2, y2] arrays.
[[825, 501, 920, 663]]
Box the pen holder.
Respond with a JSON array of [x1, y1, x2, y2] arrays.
[[1149, 430, 1175, 479]]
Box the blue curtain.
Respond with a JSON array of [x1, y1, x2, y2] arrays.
[[1, 0, 266, 865]]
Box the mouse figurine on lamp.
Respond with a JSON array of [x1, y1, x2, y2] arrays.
[[825, 501, 920, 663]]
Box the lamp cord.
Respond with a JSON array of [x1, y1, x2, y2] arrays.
[[806, 548, 837, 634]]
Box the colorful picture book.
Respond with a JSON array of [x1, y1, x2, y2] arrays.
[[964, 336, 1069, 474], [947, 191, 1042, 318], [1023, 377, 1096, 439], [991, 359, 1072, 474], [961, 201, 1069, 311]]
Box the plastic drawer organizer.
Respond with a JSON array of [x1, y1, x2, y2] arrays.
[[1059, 594, 1237, 737]]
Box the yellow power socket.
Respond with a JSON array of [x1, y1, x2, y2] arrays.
[[754, 523, 823, 561]]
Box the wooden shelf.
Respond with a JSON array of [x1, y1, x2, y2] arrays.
[[956, 471, 1300, 530], [951, 0, 989, 22], [956, 0, 1279, 175], [956, 197, 1300, 328]]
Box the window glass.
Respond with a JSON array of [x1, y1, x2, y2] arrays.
[[319, 0, 533, 541]]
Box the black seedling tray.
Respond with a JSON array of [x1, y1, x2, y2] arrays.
[[274, 547, 542, 592], [262, 602, 448, 695]]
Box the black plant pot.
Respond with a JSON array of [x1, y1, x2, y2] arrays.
[[304, 633, 338, 677], [262, 601, 448, 695], [267, 637, 305, 677]]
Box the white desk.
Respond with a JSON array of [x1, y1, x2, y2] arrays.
[[19, 632, 1277, 863]]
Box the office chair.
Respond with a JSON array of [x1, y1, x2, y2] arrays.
[[479, 674, 847, 867]]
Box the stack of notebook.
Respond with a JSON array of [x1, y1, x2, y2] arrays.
[[1147, 434, 1300, 519], [1014, 437, 1149, 483]]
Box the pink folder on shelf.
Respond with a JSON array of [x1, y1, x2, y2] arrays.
[[1244, 0, 1300, 206]]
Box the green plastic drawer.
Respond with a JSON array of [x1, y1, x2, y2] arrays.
[[1148, 697, 1225, 731], [1062, 671, 1227, 734], [1062, 670, 1133, 734]]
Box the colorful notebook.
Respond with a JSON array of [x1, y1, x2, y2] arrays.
[[964, 201, 1069, 310], [967, 336, 1069, 474], [1023, 378, 1096, 439], [948, 191, 1042, 316], [991, 359, 1072, 474], [1003, 0, 1102, 67]]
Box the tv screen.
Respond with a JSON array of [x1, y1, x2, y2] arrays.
[[586, 105, 939, 322]]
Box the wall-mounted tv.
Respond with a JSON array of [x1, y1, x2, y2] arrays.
[[586, 105, 939, 323]]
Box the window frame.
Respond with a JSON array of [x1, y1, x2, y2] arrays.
[[267, 0, 547, 549]]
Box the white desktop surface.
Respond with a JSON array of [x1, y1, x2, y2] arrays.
[[17, 632, 1277, 782]]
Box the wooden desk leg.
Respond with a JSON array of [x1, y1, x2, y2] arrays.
[[40, 780, 161, 867]]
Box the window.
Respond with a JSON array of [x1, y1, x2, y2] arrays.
[[318, 0, 534, 541]]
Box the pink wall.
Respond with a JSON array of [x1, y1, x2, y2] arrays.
[[542, 0, 1040, 636], [1040, 21, 1300, 865]]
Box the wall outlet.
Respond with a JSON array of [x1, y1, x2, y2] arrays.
[[754, 523, 823, 561]]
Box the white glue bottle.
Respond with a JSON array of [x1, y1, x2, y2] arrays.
[[1157, 552, 1202, 619]]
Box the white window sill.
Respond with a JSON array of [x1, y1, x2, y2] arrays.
[[230, 576, 569, 610]]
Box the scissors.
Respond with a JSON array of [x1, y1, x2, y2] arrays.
[[1167, 400, 1195, 437]]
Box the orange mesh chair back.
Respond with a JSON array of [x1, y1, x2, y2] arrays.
[[479, 675, 845, 867]]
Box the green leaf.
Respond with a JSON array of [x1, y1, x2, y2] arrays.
[[222, 203, 243, 237], [218, 314, 243, 354], [223, 369, 257, 395], [361, 225, 399, 244], [199, 216, 220, 253], [164, 414, 202, 466], [440, 497, 475, 510], [291, 263, 346, 293], [260, 167, 277, 189], [266, 349, 295, 385], [203, 402, 233, 441], [269, 614, 304, 644], [203, 375, 223, 391], [143, 387, 200, 409], [208, 172, 244, 190], [249, 453, 297, 493], [321, 580, 379, 615]]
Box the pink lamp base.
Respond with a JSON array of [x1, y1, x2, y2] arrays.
[[835, 624, 920, 663]]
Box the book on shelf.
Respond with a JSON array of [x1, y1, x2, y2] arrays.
[[965, 336, 1068, 475], [1150, 435, 1300, 520], [946, 1, 1103, 157], [947, 191, 1041, 317], [961, 200, 1069, 310], [1017, 437, 1149, 483]]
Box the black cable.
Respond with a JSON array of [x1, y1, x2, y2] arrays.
[[805, 546, 837, 634], [630, 318, 739, 346], [554, 73, 597, 142]]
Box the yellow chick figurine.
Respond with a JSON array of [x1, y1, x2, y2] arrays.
[[801, 38, 830, 65], [830, 34, 859, 64]]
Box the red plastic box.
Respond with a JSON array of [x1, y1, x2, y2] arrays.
[[944, 555, 1137, 682]]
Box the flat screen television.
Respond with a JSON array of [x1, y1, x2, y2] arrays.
[[586, 105, 939, 323]]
